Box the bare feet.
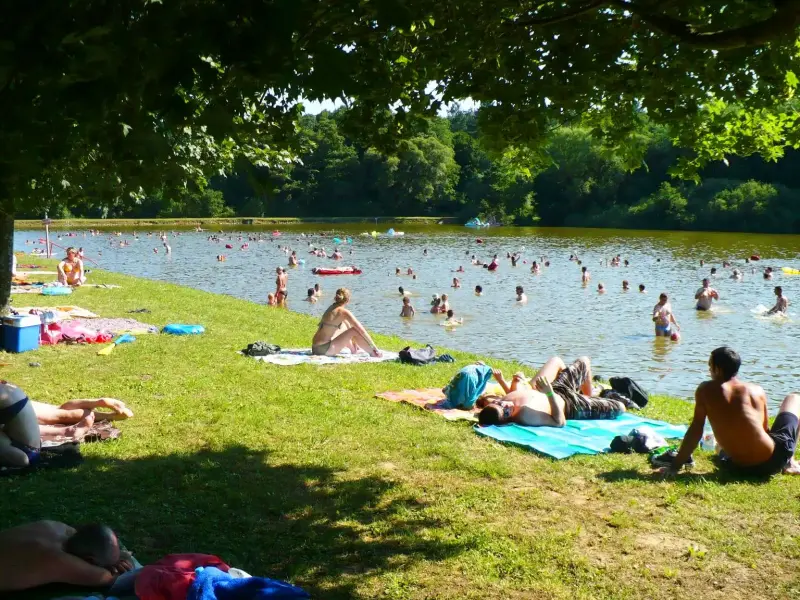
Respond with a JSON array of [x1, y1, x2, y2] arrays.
[[98, 398, 134, 419], [64, 411, 95, 439], [783, 458, 800, 475]]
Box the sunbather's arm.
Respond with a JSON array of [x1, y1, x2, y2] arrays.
[[55, 552, 117, 587], [665, 393, 706, 475], [492, 369, 511, 394], [536, 377, 566, 427]]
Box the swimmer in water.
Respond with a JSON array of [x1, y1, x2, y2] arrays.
[[440, 293, 450, 313], [695, 278, 720, 311], [289, 251, 298, 266], [598, 283, 605, 294], [266, 293, 276, 306], [531, 261, 540, 274], [443, 309, 462, 326], [622, 280, 630, 291], [767, 286, 789, 315], [456, 266, 465, 273], [396, 267, 401, 276], [624, 259, 629, 267], [652, 292, 680, 337], [430, 297, 442, 313], [639, 284, 646, 293], [399, 286, 410, 296], [730, 269, 743, 281], [400, 296, 415, 318], [407, 267, 414, 276], [764, 269, 773, 280], [488, 255, 499, 271], [452, 277, 461, 288], [305, 288, 317, 303], [710, 267, 718, 277], [314, 283, 321, 297], [700, 259, 705, 267], [332, 248, 342, 260], [516, 286, 527, 303], [581, 266, 590, 284], [475, 285, 483, 296], [164, 242, 171, 254]]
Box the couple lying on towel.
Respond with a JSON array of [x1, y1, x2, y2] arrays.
[[475, 356, 627, 427], [0, 382, 133, 468]]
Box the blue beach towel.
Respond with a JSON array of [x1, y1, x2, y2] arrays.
[[442, 364, 494, 410], [188, 566, 309, 600], [475, 412, 687, 459]]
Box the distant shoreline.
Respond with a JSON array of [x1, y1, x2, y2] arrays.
[[16, 216, 462, 229]]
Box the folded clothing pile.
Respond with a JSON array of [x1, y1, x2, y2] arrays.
[[399, 344, 455, 366], [241, 341, 282, 357]]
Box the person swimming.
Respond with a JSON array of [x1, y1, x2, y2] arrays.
[[399, 286, 410, 296], [456, 266, 465, 273], [443, 309, 462, 326], [475, 285, 483, 296], [439, 293, 450, 313], [488, 255, 499, 271], [516, 286, 527, 303], [305, 288, 317, 303], [266, 292, 276, 306], [622, 280, 630, 291], [313, 283, 321, 297], [452, 277, 461, 288], [430, 297, 442, 313], [581, 266, 590, 284], [652, 292, 679, 337], [598, 283, 605, 294], [400, 296, 415, 318], [530, 261, 540, 274], [639, 284, 646, 293]]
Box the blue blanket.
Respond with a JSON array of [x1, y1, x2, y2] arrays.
[[475, 412, 687, 459], [188, 566, 309, 600]]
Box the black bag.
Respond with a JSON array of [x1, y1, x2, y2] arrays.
[[609, 377, 649, 408], [399, 344, 437, 365], [242, 341, 281, 357]]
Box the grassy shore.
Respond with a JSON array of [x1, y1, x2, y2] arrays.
[[17, 216, 460, 229], [4, 261, 799, 599]]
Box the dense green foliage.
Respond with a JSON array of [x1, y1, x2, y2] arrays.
[[48, 109, 800, 233]]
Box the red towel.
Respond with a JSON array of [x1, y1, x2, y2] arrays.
[[136, 553, 229, 600]]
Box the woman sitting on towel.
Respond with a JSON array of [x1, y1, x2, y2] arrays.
[[312, 288, 382, 357], [57, 247, 86, 287]]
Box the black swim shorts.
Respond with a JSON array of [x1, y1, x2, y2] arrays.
[[552, 359, 624, 421], [736, 412, 799, 476]]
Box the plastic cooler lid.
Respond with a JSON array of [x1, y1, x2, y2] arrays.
[[3, 315, 41, 327]]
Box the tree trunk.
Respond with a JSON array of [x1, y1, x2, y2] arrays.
[[0, 211, 14, 315]]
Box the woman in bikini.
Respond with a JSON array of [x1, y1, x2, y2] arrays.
[[57, 247, 85, 286], [312, 288, 382, 357]]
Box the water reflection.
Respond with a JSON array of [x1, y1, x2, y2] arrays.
[[20, 225, 800, 410]]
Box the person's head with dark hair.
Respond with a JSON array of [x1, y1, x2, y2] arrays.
[[478, 404, 503, 426], [775, 286, 783, 296], [307, 288, 314, 298], [63, 524, 120, 567], [709, 347, 741, 381], [446, 309, 454, 318], [639, 284, 646, 292]]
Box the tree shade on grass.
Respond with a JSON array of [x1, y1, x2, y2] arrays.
[[3, 259, 800, 600]]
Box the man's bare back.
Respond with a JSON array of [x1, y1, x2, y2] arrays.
[[0, 521, 119, 591], [698, 379, 774, 467]]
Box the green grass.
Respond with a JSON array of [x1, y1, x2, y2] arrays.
[[4, 260, 800, 599]]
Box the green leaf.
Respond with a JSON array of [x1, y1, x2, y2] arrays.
[[121, 123, 132, 137], [395, 55, 410, 65], [428, 17, 435, 26]]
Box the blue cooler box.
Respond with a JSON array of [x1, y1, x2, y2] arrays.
[[3, 315, 41, 353]]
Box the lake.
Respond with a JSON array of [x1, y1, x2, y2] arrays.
[[17, 225, 800, 409]]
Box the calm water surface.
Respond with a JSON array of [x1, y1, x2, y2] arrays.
[[18, 225, 800, 409]]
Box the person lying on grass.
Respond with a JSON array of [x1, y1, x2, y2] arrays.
[[0, 382, 100, 468], [0, 521, 134, 592], [661, 346, 800, 477], [34, 397, 133, 427], [477, 357, 626, 428]]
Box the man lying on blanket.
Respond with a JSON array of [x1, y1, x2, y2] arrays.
[[478, 356, 626, 427]]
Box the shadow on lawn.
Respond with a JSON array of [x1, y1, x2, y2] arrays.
[[3, 445, 465, 599], [597, 467, 772, 485]]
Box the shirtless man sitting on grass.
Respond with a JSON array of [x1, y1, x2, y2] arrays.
[[0, 521, 134, 592], [663, 346, 800, 477], [478, 356, 626, 427]]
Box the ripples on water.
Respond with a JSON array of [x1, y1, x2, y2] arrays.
[[18, 225, 800, 410]]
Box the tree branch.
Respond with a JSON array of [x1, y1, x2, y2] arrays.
[[512, 1, 606, 26], [610, 0, 800, 50], [511, 0, 800, 50]]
